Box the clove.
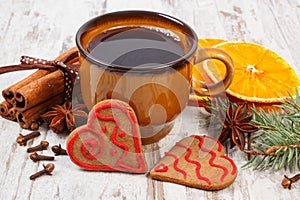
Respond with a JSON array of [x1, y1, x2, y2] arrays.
[[51, 144, 68, 156], [29, 163, 55, 180], [27, 141, 49, 153], [30, 152, 54, 162], [282, 174, 300, 189], [16, 131, 40, 146]]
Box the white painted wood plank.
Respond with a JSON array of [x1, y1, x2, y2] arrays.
[[215, 0, 300, 76], [259, 0, 300, 75], [214, 1, 300, 199]]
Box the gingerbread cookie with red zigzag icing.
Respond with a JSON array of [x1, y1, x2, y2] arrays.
[[66, 99, 147, 173], [150, 135, 237, 190]]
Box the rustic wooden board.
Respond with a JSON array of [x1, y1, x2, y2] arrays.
[[0, 0, 299, 199]]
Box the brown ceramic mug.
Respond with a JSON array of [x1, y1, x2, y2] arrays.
[[76, 11, 234, 144]]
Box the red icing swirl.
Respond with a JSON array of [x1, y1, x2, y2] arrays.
[[67, 101, 146, 173], [165, 152, 187, 179], [154, 163, 168, 172], [119, 132, 126, 137], [194, 135, 229, 182], [176, 142, 211, 185], [95, 102, 145, 172], [220, 155, 237, 175], [68, 127, 115, 170], [192, 134, 222, 152], [81, 137, 104, 160], [101, 126, 107, 133]]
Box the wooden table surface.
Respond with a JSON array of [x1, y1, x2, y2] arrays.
[[0, 0, 300, 199]]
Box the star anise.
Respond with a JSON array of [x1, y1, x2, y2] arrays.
[[218, 102, 259, 150], [41, 102, 88, 134]]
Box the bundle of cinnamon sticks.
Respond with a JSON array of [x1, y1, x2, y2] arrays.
[[0, 47, 79, 130]]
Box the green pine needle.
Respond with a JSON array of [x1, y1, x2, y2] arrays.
[[245, 88, 300, 172], [199, 88, 300, 172]]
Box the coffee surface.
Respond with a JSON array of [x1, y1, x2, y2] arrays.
[[87, 27, 184, 67]]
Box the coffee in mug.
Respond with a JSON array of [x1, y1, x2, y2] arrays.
[[76, 11, 234, 144]]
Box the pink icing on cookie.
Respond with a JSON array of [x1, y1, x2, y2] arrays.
[[150, 135, 238, 190], [110, 149, 117, 156], [176, 142, 211, 185], [96, 103, 145, 172], [220, 155, 237, 175], [191, 134, 222, 152], [194, 135, 229, 182], [119, 132, 126, 137], [67, 127, 115, 171], [67, 101, 146, 173], [81, 137, 104, 160], [165, 152, 187, 179], [101, 126, 107, 133], [154, 163, 169, 172]]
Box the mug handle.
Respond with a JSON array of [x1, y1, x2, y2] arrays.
[[192, 47, 235, 96]]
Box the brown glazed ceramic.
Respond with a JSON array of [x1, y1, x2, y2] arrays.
[[76, 11, 234, 144]]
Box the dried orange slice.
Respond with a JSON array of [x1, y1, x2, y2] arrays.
[[213, 42, 300, 103], [189, 38, 227, 106], [198, 38, 228, 48], [193, 38, 228, 84]]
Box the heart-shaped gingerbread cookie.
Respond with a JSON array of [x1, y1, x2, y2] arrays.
[[150, 135, 237, 190], [67, 99, 147, 173]]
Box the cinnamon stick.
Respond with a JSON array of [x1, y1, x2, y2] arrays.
[[0, 101, 12, 116], [15, 70, 65, 111], [2, 47, 78, 104], [1, 114, 16, 121], [7, 108, 17, 121], [17, 94, 64, 129], [0, 101, 16, 121], [1, 47, 79, 129], [2, 70, 52, 104], [13, 48, 79, 110]]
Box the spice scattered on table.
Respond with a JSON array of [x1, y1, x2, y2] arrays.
[[29, 152, 55, 162], [218, 102, 258, 150], [52, 144, 68, 156], [16, 131, 40, 146], [29, 163, 55, 180], [27, 141, 49, 153], [281, 174, 300, 189], [0, 48, 80, 130], [41, 102, 88, 134]]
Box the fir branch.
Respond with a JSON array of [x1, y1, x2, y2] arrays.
[[244, 88, 300, 172], [199, 88, 300, 172], [198, 97, 231, 130]]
